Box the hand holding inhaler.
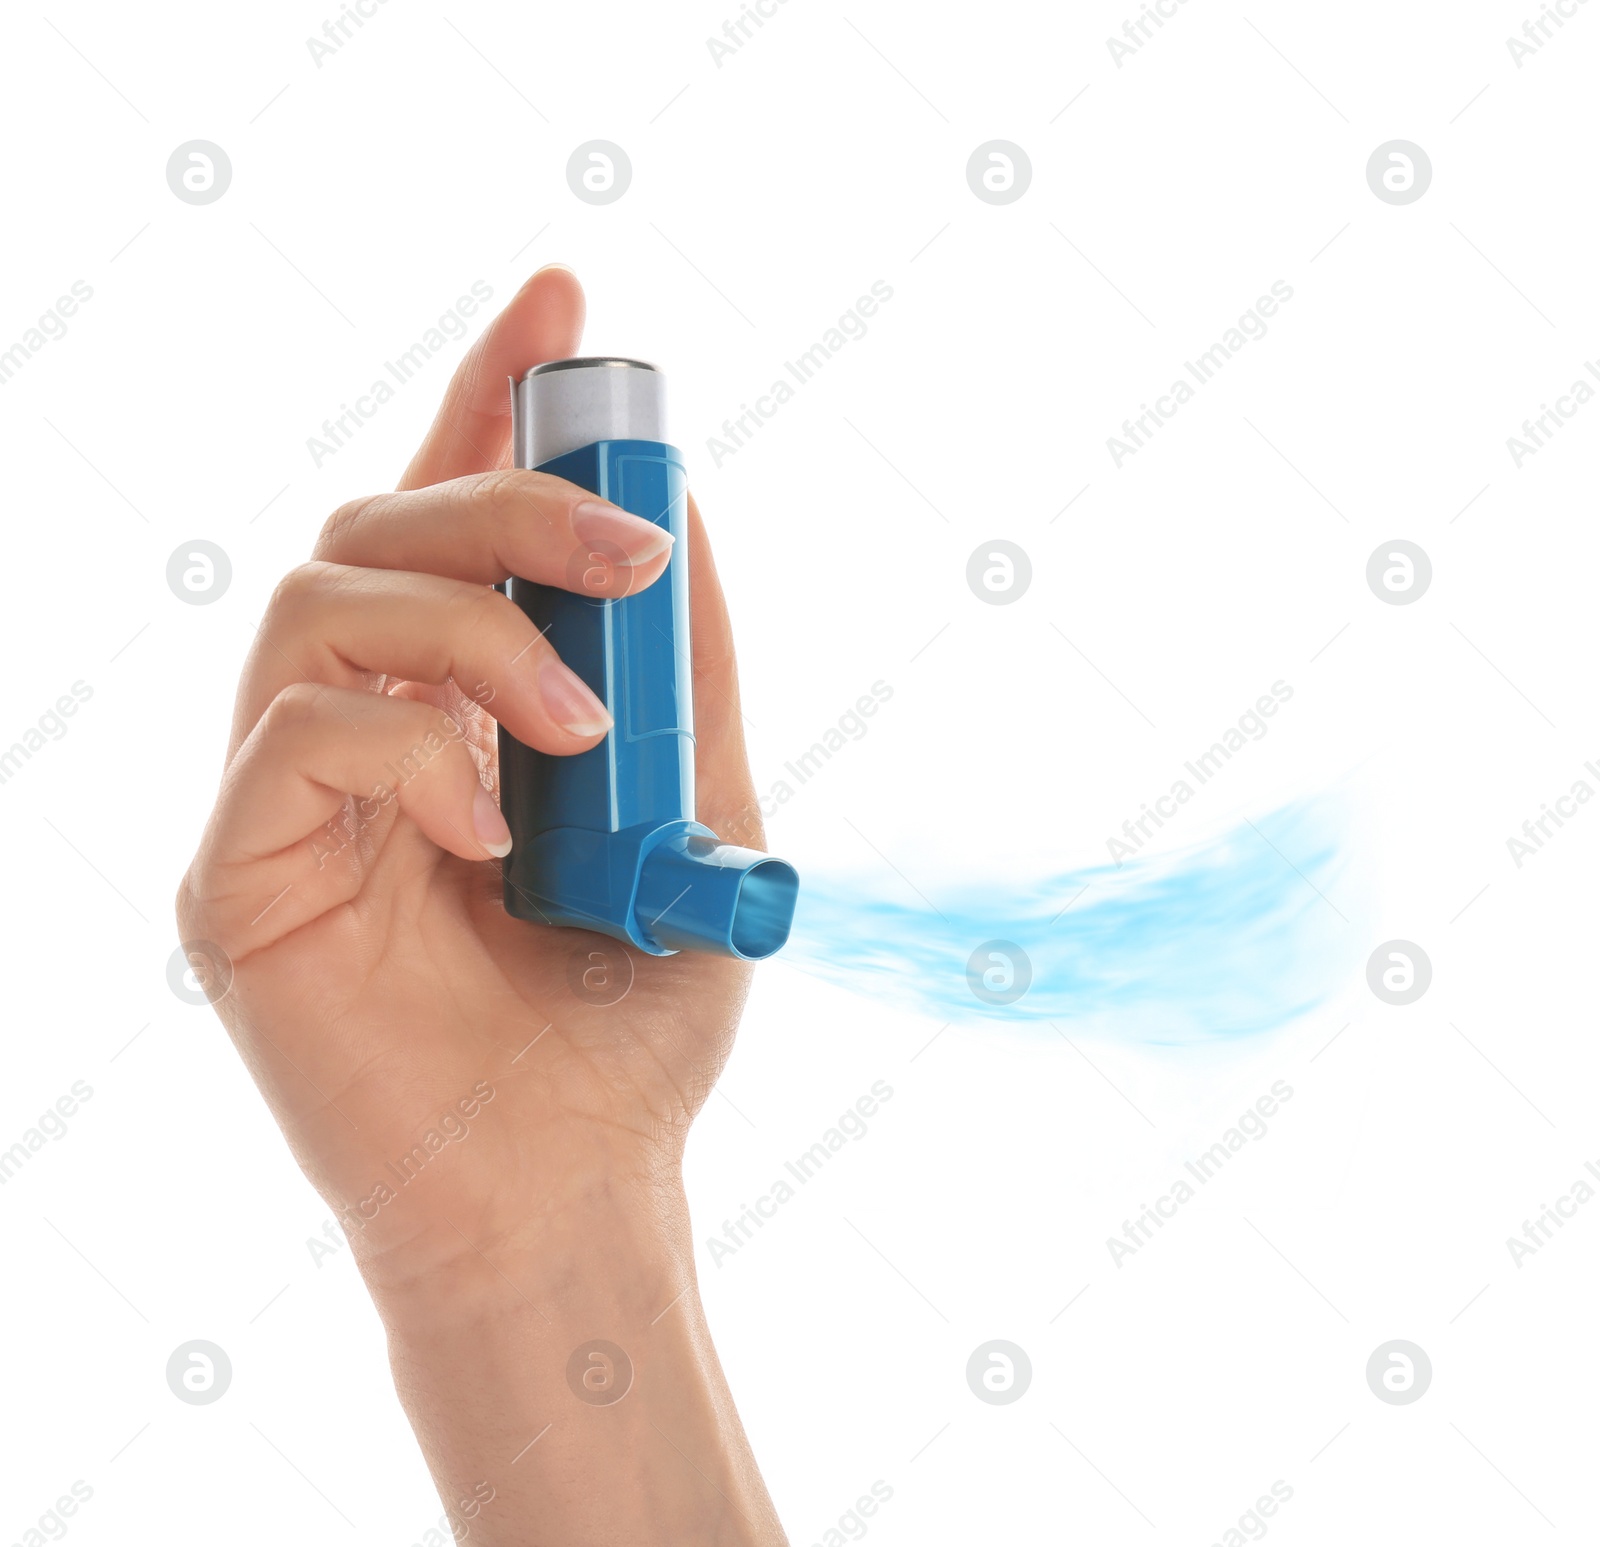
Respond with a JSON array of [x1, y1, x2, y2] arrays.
[[177, 267, 789, 1544]]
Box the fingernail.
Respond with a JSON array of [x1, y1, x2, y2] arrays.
[[472, 785, 513, 858], [539, 659, 613, 737], [572, 500, 674, 566]]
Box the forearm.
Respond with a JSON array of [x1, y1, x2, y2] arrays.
[[370, 1173, 787, 1546]]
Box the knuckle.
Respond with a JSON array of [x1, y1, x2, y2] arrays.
[[315, 493, 377, 558], [264, 560, 340, 626], [468, 468, 562, 534], [467, 468, 537, 528], [451, 580, 525, 653], [172, 870, 226, 969], [461, 470, 579, 584], [174, 869, 200, 938], [263, 680, 325, 735]]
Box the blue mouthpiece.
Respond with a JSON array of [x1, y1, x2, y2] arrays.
[[496, 358, 798, 961]]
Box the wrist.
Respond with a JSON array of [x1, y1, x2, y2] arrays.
[[359, 1155, 692, 1329], [364, 1168, 785, 1546]]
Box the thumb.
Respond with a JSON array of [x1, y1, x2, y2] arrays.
[[397, 265, 585, 491]]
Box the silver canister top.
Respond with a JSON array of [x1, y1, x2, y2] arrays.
[[513, 357, 666, 467]]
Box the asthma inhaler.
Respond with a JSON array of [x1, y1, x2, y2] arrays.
[[498, 358, 799, 960]]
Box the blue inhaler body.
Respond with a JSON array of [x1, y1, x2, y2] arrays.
[[498, 358, 798, 960]]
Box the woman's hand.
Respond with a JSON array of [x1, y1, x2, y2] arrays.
[[177, 266, 786, 1545]]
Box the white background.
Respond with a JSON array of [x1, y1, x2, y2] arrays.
[[3, 0, 1598, 1542]]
